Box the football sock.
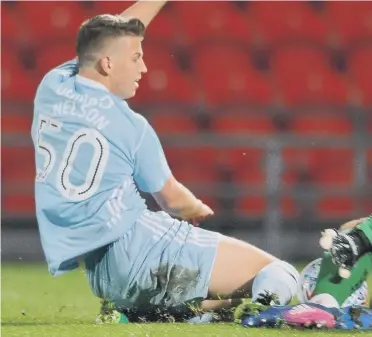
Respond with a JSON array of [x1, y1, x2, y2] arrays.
[[252, 260, 299, 305]]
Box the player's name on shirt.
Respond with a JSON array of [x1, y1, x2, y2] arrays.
[[53, 87, 114, 130]]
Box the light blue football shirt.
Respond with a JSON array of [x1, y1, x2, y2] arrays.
[[31, 59, 171, 276]]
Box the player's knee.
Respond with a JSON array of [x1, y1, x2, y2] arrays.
[[277, 260, 300, 285], [252, 260, 299, 305]]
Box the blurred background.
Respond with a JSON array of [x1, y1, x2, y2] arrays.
[[2, 1, 372, 263]]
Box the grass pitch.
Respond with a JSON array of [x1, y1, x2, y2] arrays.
[[2, 263, 372, 337]]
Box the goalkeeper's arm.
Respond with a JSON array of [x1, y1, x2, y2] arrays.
[[340, 216, 370, 231]]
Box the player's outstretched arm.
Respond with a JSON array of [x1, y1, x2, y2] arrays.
[[119, 0, 168, 27], [339, 217, 368, 231], [153, 176, 214, 222], [133, 121, 213, 223]]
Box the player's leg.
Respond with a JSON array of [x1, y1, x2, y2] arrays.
[[320, 215, 372, 278], [207, 235, 299, 305], [84, 210, 298, 316]]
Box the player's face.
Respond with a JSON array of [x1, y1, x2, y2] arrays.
[[107, 35, 147, 99]]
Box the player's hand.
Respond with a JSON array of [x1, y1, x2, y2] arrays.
[[190, 202, 214, 226], [339, 217, 367, 232]]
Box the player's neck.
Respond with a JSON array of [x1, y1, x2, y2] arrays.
[[78, 68, 112, 93]]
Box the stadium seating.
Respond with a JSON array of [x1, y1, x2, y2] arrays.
[[149, 111, 198, 135], [289, 112, 353, 136], [194, 44, 272, 106], [133, 43, 197, 104], [2, 194, 35, 216], [247, 2, 329, 44], [1, 3, 27, 42], [317, 196, 355, 219], [325, 2, 372, 45], [236, 196, 266, 217], [282, 147, 354, 188], [18, 1, 89, 41], [2, 48, 40, 101], [37, 42, 76, 77], [1, 114, 32, 134], [174, 2, 252, 44], [2, 1, 371, 221], [350, 45, 372, 106], [2, 147, 35, 183], [271, 46, 350, 106], [211, 110, 276, 135]]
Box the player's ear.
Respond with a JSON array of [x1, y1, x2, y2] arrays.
[[99, 56, 112, 75]]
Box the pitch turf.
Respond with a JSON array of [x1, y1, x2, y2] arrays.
[[2, 263, 372, 337]]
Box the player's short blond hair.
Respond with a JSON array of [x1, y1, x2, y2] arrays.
[[76, 15, 145, 67]]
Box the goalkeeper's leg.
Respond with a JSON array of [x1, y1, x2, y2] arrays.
[[310, 251, 372, 308]]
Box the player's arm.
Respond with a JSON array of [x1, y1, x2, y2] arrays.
[[154, 176, 214, 222], [340, 217, 368, 231], [119, 0, 168, 27], [133, 121, 213, 222]]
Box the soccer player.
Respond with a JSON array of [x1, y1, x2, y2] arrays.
[[234, 217, 372, 331], [31, 0, 299, 319], [306, 215, 372, 309]]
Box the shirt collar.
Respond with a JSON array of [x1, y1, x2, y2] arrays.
[[76, 75, 109, 92]]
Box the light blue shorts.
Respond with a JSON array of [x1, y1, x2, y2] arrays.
[[84, 210, 221, 311]]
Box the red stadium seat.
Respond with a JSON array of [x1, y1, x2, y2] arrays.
[[218, 147, 265, 169], [171, 166, 219, 184], [367, 149, 372, 166], [234, 166, 266, 187], [1, 4, 28, 42], [96, 1, 125, 14], [220, 147, 266, 186], [282, 148, 354, 188], [2, 147, 35, 183], [36, 42, 76, 77], [2, 51, 40, 102], [1, 114, 32, 134], [175, 2, 252, 43], [326, 2, 372, 44], [290, 113, 352, 136], [272, 46, 349, 106], [249, 2, 329, 44], [317, 196, 354, 219], [280, 196, 301, 218], [97, 1, 181, 41], [165, 146, 218, 169], [19, 2, 89, 41], [313, 148, 353, 187], [198, 196, 218, 211], [164, 146, 219, 183], [367, 148, 372, 184], [2, 194, 35, 215], [350, 46, 372, 106], [143, 11, 181, 42], [133, 43, 197, 104], [236, 196, 266, 217], [149, 112, 198, 135], [194, 45, 272, 107], [212, 112, 275, 135]]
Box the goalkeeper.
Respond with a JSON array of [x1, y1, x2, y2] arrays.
[[234, 216, 372, 330], [309, 215, 372, 308]]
